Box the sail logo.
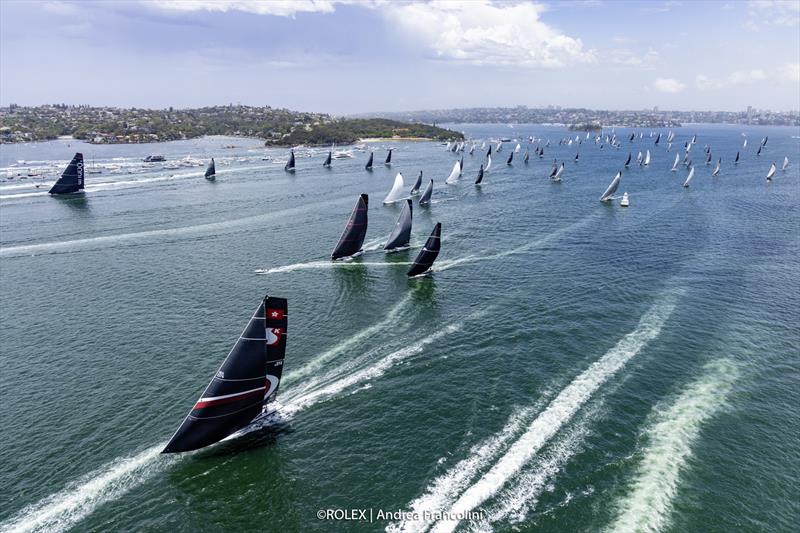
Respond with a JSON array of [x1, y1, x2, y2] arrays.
[[266, 308, 285, 320], [266, 328, 283, 346]]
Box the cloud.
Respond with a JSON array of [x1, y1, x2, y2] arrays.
[[145, 0, 346, 17], [382, 1, 595, 67], [745, 0, 800, 30], [696, 64, 799, 89], [653, 77, 686, 93]]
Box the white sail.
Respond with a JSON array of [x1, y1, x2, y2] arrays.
[[644, 149, 651, 166], [514, 143, 521, 153], [636, 151, 643, 164], [683, 166, 695, 187], [484, 154, 492, 172], [383, 172, 406, 204], [743, 139, 747, 148], [782, 156, 789, 170], [445, 142, 451, 151], [671, 152, 680, 171], [445, 161, 461, 184], [600, 171, 621, 201], [766, 162, 776, 180], [553, 162, 565, 181], [568, 139, 573, 146], [712, 159, 721, 177]]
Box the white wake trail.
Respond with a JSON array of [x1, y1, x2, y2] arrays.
[[607, 358, 738, 533], [427, 296, 677, 533], [0, 444, 173, 533], [255, 260, 409, 275]]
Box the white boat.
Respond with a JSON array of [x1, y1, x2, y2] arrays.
[[552, 162, 565, 181], [683, 166, 695, 188], [445, 161, 460, 185], [712, 159, 721, 177], [766, 162, 776, 181], [644, 150, 651, 166], [782, 156, 789, 171], [383, 172, 406, 204], [671, 152, 680, 172], [484, 154, 492, 172], [332, 150, 354, 159], [514, 143, 521, 153], [620, 192, 629, 207], [636, 151, 643, 164], [600, 171, 621, 202]]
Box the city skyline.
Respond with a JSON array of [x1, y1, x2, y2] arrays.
[[1, 0, 799, 113]]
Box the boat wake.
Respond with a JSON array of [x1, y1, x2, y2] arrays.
[[0, 444, 173, 533], [255, 260, 410, 274], [390, 294, 677, 533], [606, 358, 738, 533]]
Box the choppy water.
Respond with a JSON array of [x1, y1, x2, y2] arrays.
[[0, 125, 798, 532]]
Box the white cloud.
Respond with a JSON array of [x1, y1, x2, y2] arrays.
[[696, 64, 799, 89], [745, 0, 800, 30], [146, 0, 345, 17], [383, 1, 595, 67], [653, 77, 686, 93]]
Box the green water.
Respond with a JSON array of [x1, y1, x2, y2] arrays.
[[0, 125, 798, 532]]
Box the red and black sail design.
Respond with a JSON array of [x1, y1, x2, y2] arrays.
[[163, 296, 288, 453]]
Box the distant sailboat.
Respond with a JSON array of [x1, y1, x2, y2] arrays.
[[445, 161, 461, 185], [624, 153, 632, 167], [757, 145, 762, 156], [552, 162, 565, 181], [644, 150, 651, 166], [48, 152, 85, 195], [323, 151, 332, 168], [743, 138, 748, 148], [735, 151, 740, 165], [485, 154, 492, 172], [762, 136, 768, 147], [365, 152, 374, 170], [524, 149, 529, 163], [419, 179, 433, 205], [705, 152, 712, 165], [600, 171, 621, 202], [383, 172, 406, 204], [766, 162, 776, 181], [384, 200, 413, 252], [459, 156, 464, 175], [332, 194, 369, 260], [487, 145, 492, 157], [683, 166, 695, 188], [620, 192, 629, 207], [712, 158, 721, 177], [410, 171, 423, 195], [475, 164, 484, 185], [385, 149, 393, 165], [514, 143, 521, 153], [691, 134, 697, 144], [782, 156, 789, 171], [574, 152, 579, 162], [162, 295, 288, 453], [204, 158, 216, 179], [636, 151, 643, 165], [670, 153, 681, 172], [407, 222, 442, 277], [469, 144, 475, 155], [506, 151, 513, 165], [284, 150, 296, 172], [654, 133, 661, 146]]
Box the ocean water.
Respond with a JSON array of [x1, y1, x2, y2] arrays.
[[0, 125, 797, 533]]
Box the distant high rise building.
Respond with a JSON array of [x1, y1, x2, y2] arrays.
[[746, 106, 754, 123], [653, 106, 659, 113]]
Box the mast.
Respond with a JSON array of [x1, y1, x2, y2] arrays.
[[163, 295, 288, 453], [407, 222, 442, 277], [331, 194, 369, 259], [48, 152, 85, 195]]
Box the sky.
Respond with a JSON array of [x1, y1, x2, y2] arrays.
[[1, 0, 798, 114]]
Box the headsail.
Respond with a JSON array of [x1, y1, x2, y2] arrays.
[[365, 152, 374, 170], [600, 171, 621, 202], [284, 150, 295, 172], [163, 295, 288, 453], [407, 222, 441, 277], [383, 172, 406, 204], [445, 161, 460, 184], [323, 151, 332, 168], [419, 179, 434, 205], [204, 158, 216, 179], [410, 171, 423, 195], [475, 164, 484, 185], [332, 194, 369, 259], [384, 199, 413, 252], [48, 152, 85, 195], [385, 149, 393, 165]]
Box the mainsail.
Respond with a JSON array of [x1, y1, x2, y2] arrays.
[[332, 194, 369, 259], [445, 161, 460, 184], [600, 171, 621, 202], [475, 164, 484, 185], [48, 152, 85, 195], [683, 166, 695, 188], [410, 171, 423, 195], [712, 159, 721, 176], [163, 295, 288, 453], [735, 151, 740, 164], [485, 154, 492, 172], [383, 172, 406, 204], [524, 149, 529, 163], [365, 152, 374, 170], [506, 151, 513, 165], [553, 162, 565, 181], [766, 162, 776, 181], [407, 222, 442, 277], [284, 150, 295, 172], [323, 151, 332, 168], [384, 199, 413, 252], [419, 179, 433, 205], [644, 149, 651, 166], [671, 152, 680, 172], [459, 156, 464, 175], [385, 149, 393, 165], [624, 153, 631, 167], [204, 158, 216, 179], [782, 156, 789, 170]]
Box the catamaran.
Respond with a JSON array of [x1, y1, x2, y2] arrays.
[[332, 194, 369, 260], [419, 179, 433, 206], [163, 295, 288, 453], [284, 150, 296, 172], [365, 152, 374, 170], [383, 173, 406, 204], [600, 171, 621, 202], [407, 223, 442, 277], [384, 199, 412, 252], [48, 153, 85, 195], [445, 161, 460, 185], [410, 171, 423, 195], [204, 158, 216, 179]]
